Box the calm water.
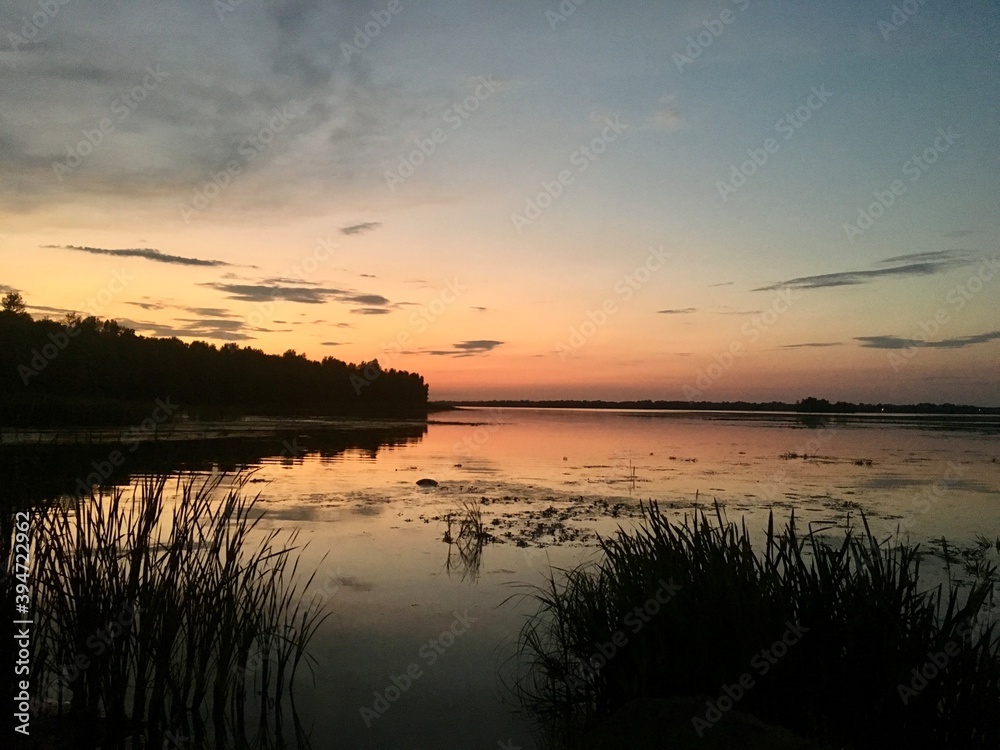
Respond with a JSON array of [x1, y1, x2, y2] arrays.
[[13, 408, 1000, 748]]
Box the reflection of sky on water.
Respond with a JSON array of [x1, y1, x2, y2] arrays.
[[15, 409, 999, 748]]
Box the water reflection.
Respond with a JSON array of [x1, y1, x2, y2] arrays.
[[0, 420, 427, 505], [442, 499, 495, 583]]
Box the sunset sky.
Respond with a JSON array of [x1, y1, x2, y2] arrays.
[[1, 0, 998, 404]]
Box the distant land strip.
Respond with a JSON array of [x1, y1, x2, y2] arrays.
[[443, 397, 1000, 415]]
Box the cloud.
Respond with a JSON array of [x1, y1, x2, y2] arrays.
[[875, 249, 974, 266], [320, 341, 347, 346], [657, 307, 696, 314], [346, 294, 391, 305], [46, 245, 235, 267], [778, 342, 842, 349], [469, 306, 488, 311], [423, 340, 504, 357], [649, 108, 682, 130], [754, 251, 975, 291], [341, 222, 381, 235], [350, 307, 392, 315], [118, 317, 257, 342], [203, 282, 396, 312], [855, 331, 1000, 350], [709, 281, 734, 287]]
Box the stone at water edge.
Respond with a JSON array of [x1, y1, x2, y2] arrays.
[[416, 478, 439, 487]]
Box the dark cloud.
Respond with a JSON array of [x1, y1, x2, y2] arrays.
[[47, 245, 234, 267], [753, 258, 972, 292], [855, 331, 1000, 350], [875, 249, 974, 266], [346, 294, 390, 305], [320, 341, 346, 346], [203, 282, 396, 313], [118, 317, 256, 342], [341, 222, 381, 236], [259, 277, 321, 286], [469, 306, 488, 311], [708, 281, 734, 287], [350, 307, 392, 315], [657, 307, 696, 314], [423, 340, 504, 357]]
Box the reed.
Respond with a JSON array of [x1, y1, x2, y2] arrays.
[[28, 471, 329, 748], [514, 501, 1000, 749]]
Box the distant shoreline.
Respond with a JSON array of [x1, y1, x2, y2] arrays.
[[441, 398, 1000, 416]]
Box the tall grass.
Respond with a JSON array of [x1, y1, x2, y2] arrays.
[[514, 501, 1000, 749], [29, 472, 329, 748]]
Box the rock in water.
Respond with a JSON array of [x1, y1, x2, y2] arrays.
[[416, 478, 439, 487]]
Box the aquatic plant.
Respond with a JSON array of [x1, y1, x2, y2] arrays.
[[514, 501, 1000, 749], [27, 472, 328, 748]]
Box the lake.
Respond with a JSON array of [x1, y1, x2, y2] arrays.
[[8, 407, 1000, 748]]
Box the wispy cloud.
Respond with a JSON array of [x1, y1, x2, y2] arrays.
[[350, 307, 392, 315], [341, 222, 381, 236], [118, 317, 261, 342], [422, 340, 504, 357], [203, 282, 397, 312], [46, 245, 237, 267], [778, 342, 842, 349], [657, 307, 696, 314], [754, 250, 975, 291], [855, 331, 1000, 350]]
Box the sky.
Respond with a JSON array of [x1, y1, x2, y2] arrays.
[[1, 0, 998, 404]]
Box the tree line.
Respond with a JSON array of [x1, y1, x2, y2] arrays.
[[0, 293, 428, 426]]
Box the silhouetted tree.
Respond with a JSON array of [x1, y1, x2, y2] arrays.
[[1, 291, 27, 316], [0, 296, 428, 426]]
